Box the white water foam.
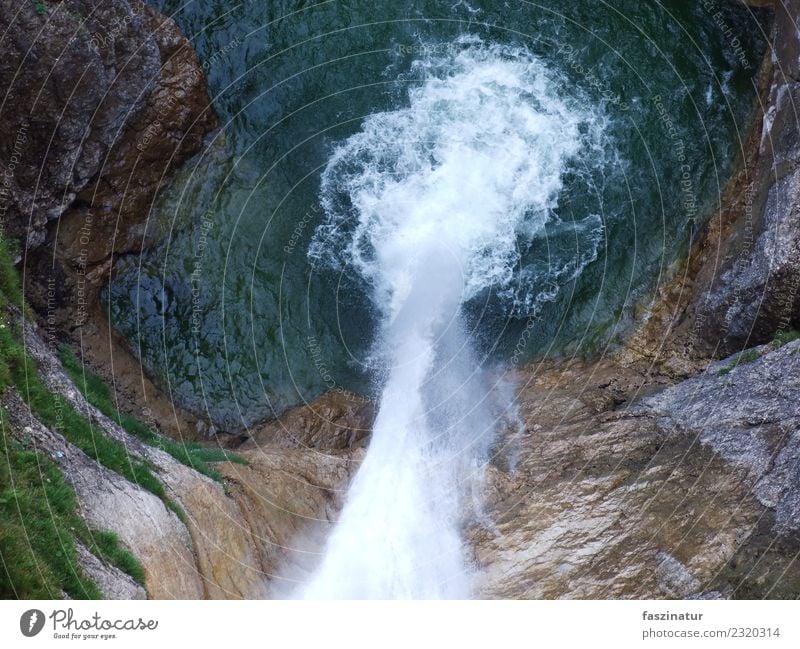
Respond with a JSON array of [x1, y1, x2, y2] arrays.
[[300, 37, 602, 599]]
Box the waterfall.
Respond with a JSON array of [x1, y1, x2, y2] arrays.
[[300, 37, 600, 599]]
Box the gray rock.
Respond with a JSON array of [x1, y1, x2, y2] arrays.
[[75, 543, 147, 600], [690, 0, 800, 354], [639, 339, 800, 534]]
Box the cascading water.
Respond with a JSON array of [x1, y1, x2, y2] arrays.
[[299, 38, 604, 599], [109, 0, 764, 435]]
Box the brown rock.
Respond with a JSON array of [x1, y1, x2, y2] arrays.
[[245, 390, 374, 451], [0, 0, 218, 330], [471, 343, 800, 598]]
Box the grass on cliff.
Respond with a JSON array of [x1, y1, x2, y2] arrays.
[[7, 340, 173, 503], [0, 409, 101, 599], [0, 233, 148, 596], [717, 348, 762, 375], [59, 347, 246, 483], [717, 331, 800, 375], [0, 242, 189, 517], [772, 329, 800, 348], [0, 408, 145, 598]]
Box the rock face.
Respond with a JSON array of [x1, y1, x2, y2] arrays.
[[472, 342, 800, 598], [681, 0, 800, 355], [2, 0, 799, 602], [244, 391, 374, 451], [3, 310, 357, 599], [0, 0, 218, 329], [75, 542, 147, 600]]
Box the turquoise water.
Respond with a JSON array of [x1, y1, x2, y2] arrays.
[[106, 0, 767, 429]]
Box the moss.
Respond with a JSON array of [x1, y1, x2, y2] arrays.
[[718, 348, 762, 375], [59, 345, 246, 484], [772, 329, 800, 348]]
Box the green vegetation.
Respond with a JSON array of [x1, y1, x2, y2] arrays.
[[13, 356, 168, 497], [717, 331, 800, 375], [83, 529, 145, 586], [0, 410, 101, 598], [718, 348, 762, 375], [772, 329, 800, 348], [30, 1, 48, 16], [0, 233, 149, 597], [735, 348, 761, 365], [60, 347, 246, 483], [0, 409, 145, 597]]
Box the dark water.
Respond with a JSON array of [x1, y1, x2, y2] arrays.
[[106, 0, 768, 428]]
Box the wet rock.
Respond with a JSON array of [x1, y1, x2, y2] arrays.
[[0, 0, 159, 248], [219, 447, 360, 597], [640, 339, 800, 533], [471, 345, 800, 599], [245, 390, 374, 450], [698, 167, 800, 350], [690, 0, 800, 354], [0, 0, 217, 328]]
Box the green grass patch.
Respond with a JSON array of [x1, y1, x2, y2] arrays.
[[0, 433, 100, 598], [718, 348, 762, 375], [13, 353, 169, 500], [60, 346, 246, 484], [772, 329, 800, 348], [0, 410, 146, 597], [82, 529, 145, 586], [0, 409, 100, 598]]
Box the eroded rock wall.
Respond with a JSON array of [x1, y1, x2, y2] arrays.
[[0, 0, 218, 330], [635, 0, 800, 359]]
